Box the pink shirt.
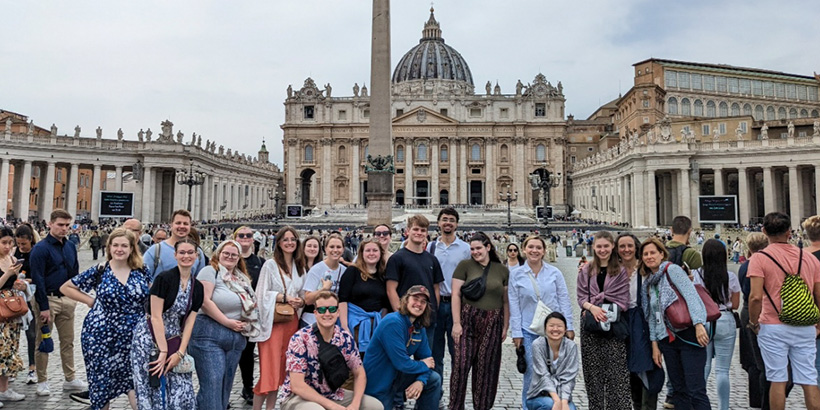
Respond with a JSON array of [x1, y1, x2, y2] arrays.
[[747, 243, 820, 325]]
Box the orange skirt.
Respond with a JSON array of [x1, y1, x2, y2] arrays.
[[253, 315, 300, 396]]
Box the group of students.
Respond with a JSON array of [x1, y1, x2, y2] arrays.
[[1, 207, 819, 410]]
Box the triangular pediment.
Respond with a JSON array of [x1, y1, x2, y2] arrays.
[[392, 107, 458, 125]]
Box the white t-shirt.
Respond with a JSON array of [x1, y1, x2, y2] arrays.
[[301, 261, 346, 325], [693, 269, 741, 311]]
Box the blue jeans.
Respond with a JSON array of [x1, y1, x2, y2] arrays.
[[705, 312, 737, 410], [188, 315, 247, 410], [526, 395, 577, 410], [432, 301, 454, 377], [379, 370, 441, 410], [520, 330, 540, 409], [658, 328, 710, 410]]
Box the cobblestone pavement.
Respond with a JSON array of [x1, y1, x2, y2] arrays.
[[4, 248, 807, 409]]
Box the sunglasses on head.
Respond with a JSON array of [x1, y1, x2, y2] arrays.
[[236, 233, 253, 239], [315, 306, 338, 314]]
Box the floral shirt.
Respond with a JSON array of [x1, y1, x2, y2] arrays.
[[277, 324, 362, 404]]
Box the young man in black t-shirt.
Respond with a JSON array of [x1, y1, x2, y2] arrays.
[[386, 215, 444, 344]]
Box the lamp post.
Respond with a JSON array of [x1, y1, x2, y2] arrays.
[[268, 187, 280, 219], [529, 169, 562, 234], [176, 159, 205, 212], [498, 190, 518, 234]]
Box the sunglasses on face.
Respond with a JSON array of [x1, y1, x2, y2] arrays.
[[508, 249, 518, 253], [315, 306, 338, 314], [236, 233, 253, 239], [373, 231, 391, 237]]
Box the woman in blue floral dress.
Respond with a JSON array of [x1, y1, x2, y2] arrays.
[[131, 238, 203, 410], [60, 228, 151, 410]]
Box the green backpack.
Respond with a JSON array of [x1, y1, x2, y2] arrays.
[[759, 249, 820, 327]]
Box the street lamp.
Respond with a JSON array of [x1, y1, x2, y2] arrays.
[[176, 159, 205, 211], [268, 186, 280, 219], [498, 190, 518, 234], [529, 169, 562, 234]]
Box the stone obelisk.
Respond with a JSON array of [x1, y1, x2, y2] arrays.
[[366, 0, 394, 226]]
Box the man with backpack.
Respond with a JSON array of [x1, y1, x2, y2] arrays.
[[748, 212, 820, 410], [143, 209, 207, 279], [667, 216, 703, 276]]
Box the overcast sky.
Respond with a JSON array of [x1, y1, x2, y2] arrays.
[[4, 0, 819, 168]]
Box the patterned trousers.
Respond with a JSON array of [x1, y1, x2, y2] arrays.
[[580, 327, 632, 410], [448, 304, 504, 410]]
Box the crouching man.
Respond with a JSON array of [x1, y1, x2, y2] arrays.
[[278, 290, 383, 410], [364, 285, 442, 409]]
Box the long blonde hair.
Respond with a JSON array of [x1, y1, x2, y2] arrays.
[[106, 228, 144, 270]]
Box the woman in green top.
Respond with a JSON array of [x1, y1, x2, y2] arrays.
[[449, 232, 510, 410]]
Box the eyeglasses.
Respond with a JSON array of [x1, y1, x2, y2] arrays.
[[315, 306, 338, 314], [280, 237, 298, 243], [236, 233, 253, 239], [177, 250, 196, 256], [221, 252, 240, 259], [374, 231, 391, 237]]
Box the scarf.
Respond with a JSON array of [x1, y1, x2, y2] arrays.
[[218, 264, 261, 338], [641, 261, 680, 321]]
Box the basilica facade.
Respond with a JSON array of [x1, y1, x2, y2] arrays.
[[282, 9, 568, 212]]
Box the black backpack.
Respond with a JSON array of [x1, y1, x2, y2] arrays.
[[311, 324, 350, 391], [667, 244, 691, 274]]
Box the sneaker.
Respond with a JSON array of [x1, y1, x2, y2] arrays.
[[0, 400, 4, 408], [69, 391, 91, 405], [241, 387, 254, 405], [663, 399, 675, 409], [62, 379, 88, 392], [0, 390, 24, 402], [35, 383, 50, 397], [25, 371, 36, 385]]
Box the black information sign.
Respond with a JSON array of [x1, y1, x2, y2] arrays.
[[536, 206, 554, 221], [286, 205, 303, 218], [99, 191, 134, 218], [698, 195, 738, 224]]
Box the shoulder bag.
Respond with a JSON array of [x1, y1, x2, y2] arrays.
[[663, 264, 720, 329], [274, 265, 296, 323], [312, 324, 350, 391], [461, 261, 491, 301], [526, 271, 552, 337], [147, 277, 195, 373], [580, 272, 628, 340], [0, 291, 28, 321]]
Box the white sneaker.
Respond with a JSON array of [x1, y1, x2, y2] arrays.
[[0, 400, 4, 408], [35, 383, 50, 396], [0, 389, 25, 401], [62, 379, 88, 392], [25, 371, 36, 385]]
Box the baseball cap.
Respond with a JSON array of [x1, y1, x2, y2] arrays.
[[406, 285, 430, 299]]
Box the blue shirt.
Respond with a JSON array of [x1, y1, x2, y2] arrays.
[[30, 234, 79, 311], [143, 241, 206, 280], [508, 262, 575, 337], [429, 237, 471, 296]]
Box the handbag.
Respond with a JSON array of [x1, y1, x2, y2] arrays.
[[663, 265, 720, 329], [526, 272, 552, 337], [148, 277, 193, 356], [274, 267, 295, 323], [580, 274, 628, 340], [0, 291, 28, 321], [172, 352, 195, 374], [461, 262, 491, 301]]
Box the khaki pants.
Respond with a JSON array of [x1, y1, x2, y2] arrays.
[[281, 389, 383, 410], [32, 295, 77, 383]]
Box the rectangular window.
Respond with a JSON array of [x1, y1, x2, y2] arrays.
[[395, 109, 404, 117], [643, 117, 649, 124], [780, 133, 788, 139], [570, 147, 577, 152], [703, 75, 715, 91], [665, 70, 677, 88], [797, 85, 807, 100], [728, 77, 739, 94], [440, 108, 448, 116], [362, 109, 370, 118], [716, 76, 727, 93], [470, 108, 482, 117], [690, 74, 702, 90], [719, 123, 726, 134], [752, 80, 763, 96], [682, 125, 691, 133], [441, 168, 448, 174], [678, 72, 689, 89], [303, 105, 314, 119], [702, 124, 710, 136], [535, 103, 546, 117], [740, 122, 747, 133], [500, 108, 509, 118], [739, 79, 751, 94], [809, 86, 819, 101], [396, 168, 404, 174], [642, 100, 649, 108], [786, 84, 796, 99], [570, 156, 576, 164], [763, 82, 774, 97], [337, 110, 347, 120], [799, 131, 807, 138], [471, 168, 481, 174], [776, 82, 786, 98]]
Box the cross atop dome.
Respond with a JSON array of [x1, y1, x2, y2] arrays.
[[422, 6, 442, 40]]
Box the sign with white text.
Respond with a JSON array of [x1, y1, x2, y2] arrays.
[[698, 195, 738, 224], [99, 191, 134, 218]]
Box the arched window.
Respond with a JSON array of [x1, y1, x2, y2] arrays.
[[778, 107, 787, 119], [706, 100, 716, 117], [471, 143, 481, 161], [731, 103, 740, 116], [789, 108, 798, 118], [812, 110, 819, 118], [681, 98, 691, 115], [417, 143, 428, 161], [754, 105, 764, 121], [667, 97, 678, 115], [766, 106, 776, 120], [536, 144, 546, 162], [304, 145, 314, 162], [500, 144, 509, 162], [440, 144, 448, 162], [396, 189, 404, 206], [439, 190, 449, 205], [800, 109, 808, 118], [694, 100, 704, 116], [743, 104, 752, 116], [719, 102, 728, 117], [338, 145, 346, 163], [396, 145, 405, 162]]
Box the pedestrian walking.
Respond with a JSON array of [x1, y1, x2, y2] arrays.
[[88, 231, 102, 260]]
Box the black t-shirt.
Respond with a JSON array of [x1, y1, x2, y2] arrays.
[[812, 249, 820, 263], [4, 249, 30, 290], [385, 247, 444, 320], [243, 254, 265, 290], [338, 266, 390, 313]]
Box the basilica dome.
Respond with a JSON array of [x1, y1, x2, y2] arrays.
[[392, 8, 474, 87]]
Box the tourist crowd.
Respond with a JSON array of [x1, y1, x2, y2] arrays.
[[0, 207, 818, 410]]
